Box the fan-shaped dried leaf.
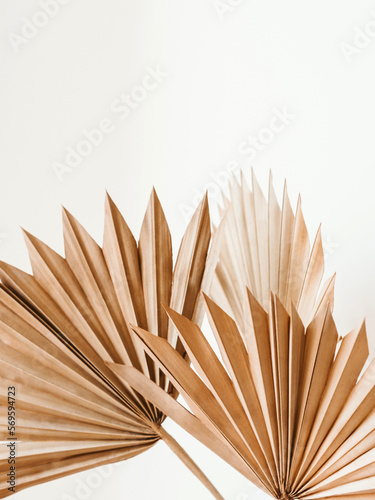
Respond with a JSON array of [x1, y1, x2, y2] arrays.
[[0, 192, 224, 499], [126, 294, 375, 499], [211, 172, 334, 329]]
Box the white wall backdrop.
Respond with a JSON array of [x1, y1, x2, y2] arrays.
[[1, 1, 375, 498]]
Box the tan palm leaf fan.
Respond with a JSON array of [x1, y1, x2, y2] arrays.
[[116, 293, 375, 499], [111, 177, 375, 499], [0, 190, 225, 499]]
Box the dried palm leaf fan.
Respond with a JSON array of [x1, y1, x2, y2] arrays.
[[0, 190, 225, 499], [113, 176, 375, 499], [210, 171, 336, 329]]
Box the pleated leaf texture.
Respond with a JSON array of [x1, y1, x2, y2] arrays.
[[0, 190, 224, 498], [113, 176, 375, 499], [118, 292, 375, 499], [211, 172, 336, 330]]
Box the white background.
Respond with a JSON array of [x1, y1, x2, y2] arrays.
[[1, 0, 375, 499]]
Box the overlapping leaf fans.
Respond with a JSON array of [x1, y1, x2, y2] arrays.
[[0, 173, 374, 499]]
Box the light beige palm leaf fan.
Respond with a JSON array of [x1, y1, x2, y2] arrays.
[[211, 171, 336, 329], [0, 190, 225, 499], [113, 175, 375, 499]]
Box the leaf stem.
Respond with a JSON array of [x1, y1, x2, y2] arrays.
[[157, 425, 225, 500]]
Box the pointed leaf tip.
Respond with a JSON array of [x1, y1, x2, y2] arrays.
[[105, 190, 114, 206], [61, 205, 73, 220], [163, 303, 190, 326], [145, 187, 165, 216], [21, 227, 37, 244], [202, 292, 227, 317], [150, 186, 159, 201]]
